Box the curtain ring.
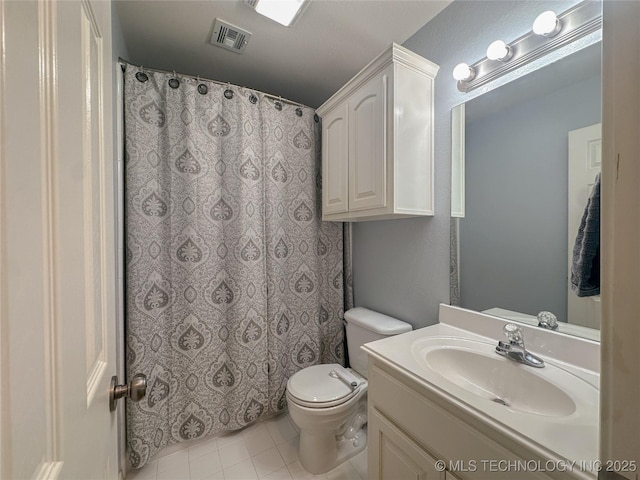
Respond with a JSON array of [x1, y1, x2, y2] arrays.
[[196, 76, 208, 95], [168, 71, 180, 89], [135, 67, 149, 83], [224, 83, 234, 99], [275, 96, 283, 111], [314, 113, 320, 123], [249, 93, 258, 104], [295, 108, 303, 117]]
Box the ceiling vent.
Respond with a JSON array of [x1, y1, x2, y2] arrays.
[[210, 19, 251, 54]]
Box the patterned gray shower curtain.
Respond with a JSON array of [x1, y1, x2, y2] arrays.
[[124, 66, 347, 468]]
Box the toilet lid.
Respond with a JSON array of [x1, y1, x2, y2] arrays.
[[287, 364, 361, 407]]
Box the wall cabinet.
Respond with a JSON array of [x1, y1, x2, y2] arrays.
[[317, 44, 439, 221]]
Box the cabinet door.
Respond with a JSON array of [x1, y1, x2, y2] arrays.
[[322, 103, 349, 215], [369, 409, 446, 480], [348, 68, 388, 212]]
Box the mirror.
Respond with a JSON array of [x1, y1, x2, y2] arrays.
[[450, 42, 601, 341]]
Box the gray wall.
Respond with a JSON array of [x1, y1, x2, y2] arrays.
[[351, 0, 581, 328], [461, 75, 601, 321], [112, 2, 130, 65]]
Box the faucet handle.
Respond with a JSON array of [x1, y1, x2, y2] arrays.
[[537, 311, 558, 330], [503, 323, 524, 345]]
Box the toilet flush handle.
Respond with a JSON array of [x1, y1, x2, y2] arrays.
[[329, 368, 359, 389]]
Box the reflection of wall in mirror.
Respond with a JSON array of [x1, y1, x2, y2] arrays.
[[460, 74, 601, 323]]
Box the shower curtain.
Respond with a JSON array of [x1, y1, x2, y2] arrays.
[[124, 65, 348, 468]]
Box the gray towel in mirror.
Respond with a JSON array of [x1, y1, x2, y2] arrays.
[[570, 173, 600, 297]]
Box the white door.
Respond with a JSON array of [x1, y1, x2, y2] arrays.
[[1, 1, 119, 478], [567, 123, 602, 329]]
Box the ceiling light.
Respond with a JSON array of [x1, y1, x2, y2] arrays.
[[486, 40, 512, 62], [452, 63, 475, 82], [252, 0, 308, 27], [533, 11, 562, 37]]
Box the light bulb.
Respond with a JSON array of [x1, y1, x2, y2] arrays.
[[486, 40, 512, 62], [533, 11, 561, 37], [452, 63, 475, 82]]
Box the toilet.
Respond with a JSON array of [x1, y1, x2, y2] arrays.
[[286, 307, 412, 474]]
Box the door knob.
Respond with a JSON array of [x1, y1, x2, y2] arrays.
[[109, 373, 147, 412]]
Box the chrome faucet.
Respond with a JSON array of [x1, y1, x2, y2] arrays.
[[495, 323, 545, 368]]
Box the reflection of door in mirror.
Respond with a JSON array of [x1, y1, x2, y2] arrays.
[[568, 124, 601, 329]]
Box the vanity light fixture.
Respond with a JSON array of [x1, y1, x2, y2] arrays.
[[247, 0, 308, 27], [486, 40, 512, 62], [453, 0, 601, 93], [532, 11, 562, 37], [452, 63, 475, 82]]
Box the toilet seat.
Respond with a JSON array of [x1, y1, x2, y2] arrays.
[[287, 364, 366, 408]]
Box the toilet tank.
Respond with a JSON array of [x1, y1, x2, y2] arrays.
[[344, 307, 412, 378]]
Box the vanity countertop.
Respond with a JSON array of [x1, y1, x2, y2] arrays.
[[362, 304, 599, 479]]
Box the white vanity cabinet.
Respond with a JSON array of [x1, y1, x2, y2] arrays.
[[367, 357, 564, 480], [317, 44, 439, 221], [369, 408, 447, 479]]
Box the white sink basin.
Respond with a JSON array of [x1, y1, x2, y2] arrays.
[[411, 337, 597, 418]]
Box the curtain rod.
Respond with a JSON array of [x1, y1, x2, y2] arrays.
[[118, 58, 306, 108]]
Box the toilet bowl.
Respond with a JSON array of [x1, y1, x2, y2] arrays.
[[286, 364, 367, 474], [286, 308, 412, 474]]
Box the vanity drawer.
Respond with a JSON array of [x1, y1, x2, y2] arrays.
[[369, 362, 554, 480]]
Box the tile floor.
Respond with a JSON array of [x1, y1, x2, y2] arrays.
[[127, 413, 367, 480]]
